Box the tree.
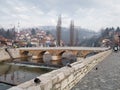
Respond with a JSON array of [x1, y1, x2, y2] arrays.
[[6, 29, 10, 38], [116, 27, 120, 33], [11, 26, 16, 40], [69, 20, 74, 46], [0, 28, 6, 37], [56, 15, 62, 46], [31, 28, 36, 35], [46, 31, 51, 35]]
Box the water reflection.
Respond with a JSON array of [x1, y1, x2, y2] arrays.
[[0, 62, 52, 85], [0, 83, 11, 90]]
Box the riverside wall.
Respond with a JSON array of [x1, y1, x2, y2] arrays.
[[8, 48, 21, 59], [0, 48, 11, 62], [0, 48, 21, 62], [8, 50, 112, 90]]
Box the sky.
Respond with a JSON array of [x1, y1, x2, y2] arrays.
[[0, 0, 120, 31]]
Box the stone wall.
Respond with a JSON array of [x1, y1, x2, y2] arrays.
[[8, 50, 111, 90], [8, 48, 21, 59], [0, 48, 21, 62], [0, 48, 11, 62]]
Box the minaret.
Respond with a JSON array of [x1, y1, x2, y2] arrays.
[[56, 15, 62, 46], [70, 20, 74, 46]]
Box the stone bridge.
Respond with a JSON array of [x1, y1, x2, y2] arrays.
[[8, 47, 111, 90], [19, 47, 109, 65]]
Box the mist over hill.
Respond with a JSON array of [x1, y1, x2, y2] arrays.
[[38, 26, 98, 45]]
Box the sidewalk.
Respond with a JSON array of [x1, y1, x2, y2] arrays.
[[72, 51, 120, 90]]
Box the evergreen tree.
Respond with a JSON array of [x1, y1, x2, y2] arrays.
[[116, 27, 120, 33], [69, 20, 74, 46], [31, 28, 36, 35], [56, 15, 62, 46]]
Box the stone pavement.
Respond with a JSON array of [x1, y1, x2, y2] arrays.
[[72, 51, 120, 90]]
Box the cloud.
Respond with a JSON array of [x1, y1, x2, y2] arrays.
[[0, 0, 120, 31], [47, 10, 58, 17], [18, 14, 29, 20], [14, 6, 29, 12]]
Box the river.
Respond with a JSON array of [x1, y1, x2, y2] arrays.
[[0, 62, 53, 90]]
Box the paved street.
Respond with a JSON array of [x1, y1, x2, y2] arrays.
[[72, 51, 120, 90]]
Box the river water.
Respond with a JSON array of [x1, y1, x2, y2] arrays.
[[0, 62, 52, 90]]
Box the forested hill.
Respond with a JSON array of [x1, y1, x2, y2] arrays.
[[38, 26, 97, 45]]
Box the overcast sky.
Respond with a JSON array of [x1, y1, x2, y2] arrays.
[[0, 0, 120, 31]]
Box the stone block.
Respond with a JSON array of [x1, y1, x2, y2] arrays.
[[52, 75, 58, 85], [8, 87, 23, 90], [59, 67, 71, 77], [61, 79, 68, 90], [19, 79, 34, 88], [54, 83, 61, 89], [43, 80, 52, 90], [57, 72, 65, 82], [27, 85, 41, 90], [68, 74, 74, 83]]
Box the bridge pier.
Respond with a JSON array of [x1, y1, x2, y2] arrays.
[[77, 57, 84, 61], [51, 56, 61, 65], [32, 55, 41, 60], [30, 55, 43, 63]]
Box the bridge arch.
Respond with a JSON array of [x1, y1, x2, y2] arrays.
[[39, 51, 52, 64], [39, 51, 48, 56], [76, 50, 97, 58], [84, 52, 98, 58], [22, 51, 29, 55], [58, 51, 66, 56], [61, 51, 77, 66], [76, 51, 83, 57]]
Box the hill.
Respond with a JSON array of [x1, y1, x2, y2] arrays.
[[38, 26, 98, 45]]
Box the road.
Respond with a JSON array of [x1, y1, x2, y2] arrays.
[[72, 51, 120, 90]]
